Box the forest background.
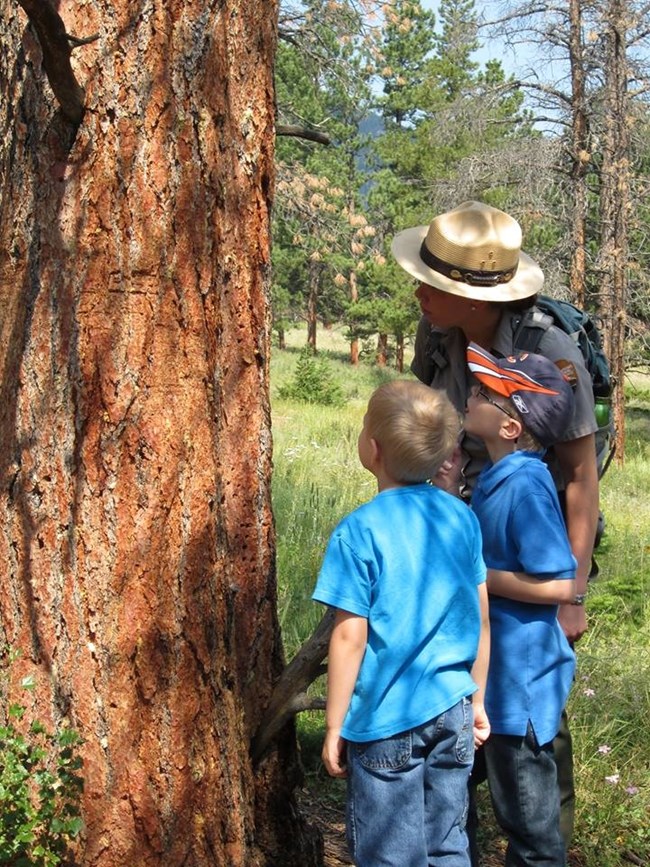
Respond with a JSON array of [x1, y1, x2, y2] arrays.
[[272, 1, 649, 865], [1, 0, 648, 863], [273, 0, 650, 452]]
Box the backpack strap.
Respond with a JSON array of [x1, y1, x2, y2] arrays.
[[512, 307, 555, 354], [425, 329, 450, 371]]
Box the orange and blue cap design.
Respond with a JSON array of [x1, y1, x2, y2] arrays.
[[467, 343, 575, 447]]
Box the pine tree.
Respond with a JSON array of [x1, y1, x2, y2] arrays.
[[274, 1, 380, 355]]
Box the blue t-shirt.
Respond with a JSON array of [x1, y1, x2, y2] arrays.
[[471, 451, 576, 745], [313, 483, 486, 743]]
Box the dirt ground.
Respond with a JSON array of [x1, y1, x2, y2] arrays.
[[299, 792, 350, 866], [300, 791, 508, 867], [300, 790, 605, 867]]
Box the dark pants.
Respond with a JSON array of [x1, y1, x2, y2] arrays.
[[553, 710, 575, 847], [468, 717, 573, 866]]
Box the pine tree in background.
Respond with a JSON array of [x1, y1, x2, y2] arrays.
[[432, 0, 480, 99], [376, 0, 438, 128], [271, 0, 650, 393], [273, 0, 379, 354]]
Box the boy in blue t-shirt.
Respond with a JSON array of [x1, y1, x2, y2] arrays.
[[313, 380, 490, 867], [464, 343, 578, 867]]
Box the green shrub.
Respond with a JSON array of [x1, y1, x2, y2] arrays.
[[277, 346, 345, 407], [0, 653, 84, 866]]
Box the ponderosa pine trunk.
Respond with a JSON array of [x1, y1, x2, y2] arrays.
[[598, 0, 629, 463], [0, 2, 319, 864], [350, 269, 359, 366], [376, 332, 388, 367], [395, 335, 404, 373]]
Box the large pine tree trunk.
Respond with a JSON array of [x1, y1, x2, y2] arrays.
[[598, 0, 629, 463], [0, 2, 319, 864]]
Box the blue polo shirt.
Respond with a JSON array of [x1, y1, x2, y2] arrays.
[[313, 484, 486, 743], [471, 451, 576, 745]]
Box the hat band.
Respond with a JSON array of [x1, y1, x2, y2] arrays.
[[419, 241, 518, 287]]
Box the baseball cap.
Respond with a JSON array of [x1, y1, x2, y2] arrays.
[[467, 343, 575, 447]]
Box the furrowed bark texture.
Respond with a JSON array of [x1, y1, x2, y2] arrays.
[[599, 0, 629, 463], [0, 1, 319, 864]]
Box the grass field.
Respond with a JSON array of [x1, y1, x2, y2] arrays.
[[271, 325, 650, 867]]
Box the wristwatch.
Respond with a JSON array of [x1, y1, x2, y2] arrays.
[[571, 593, 586, 606]]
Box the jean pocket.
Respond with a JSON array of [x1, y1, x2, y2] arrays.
[[455, 696, 474, 765], [351, 731, 412, 771]]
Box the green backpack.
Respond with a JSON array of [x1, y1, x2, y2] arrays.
[[512, 295, 615, 477], [513, 295, 615, 570]]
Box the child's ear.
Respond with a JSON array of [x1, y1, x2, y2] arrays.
[[369, 437, 382, 464], [499, 416, 523, 443]]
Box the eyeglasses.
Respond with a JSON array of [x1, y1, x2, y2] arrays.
[[476, 386, 516, 419]]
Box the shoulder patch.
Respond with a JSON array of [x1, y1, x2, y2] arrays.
[[555, 359, 578, 387]]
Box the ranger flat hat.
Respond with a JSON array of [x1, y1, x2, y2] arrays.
[[391, 200, 544, 302]]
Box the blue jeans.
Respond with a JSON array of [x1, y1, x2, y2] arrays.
[[345, 697, 474, 866], [482, 724, 565, 866]]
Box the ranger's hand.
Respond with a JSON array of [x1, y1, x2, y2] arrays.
[[558, 602, 587, 644]]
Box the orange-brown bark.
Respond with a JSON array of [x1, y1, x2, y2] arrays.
[[598, 0, 629, 464], [0, 1, 318, 863]]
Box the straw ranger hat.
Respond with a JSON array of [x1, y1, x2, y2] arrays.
[[391, 200, 544, 302]]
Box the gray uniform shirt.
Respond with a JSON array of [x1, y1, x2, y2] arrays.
[[411, 309, 598, 498]]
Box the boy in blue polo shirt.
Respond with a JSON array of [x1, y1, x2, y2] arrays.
[[464, 343, 577, 867], [313, 380, 490, 867]]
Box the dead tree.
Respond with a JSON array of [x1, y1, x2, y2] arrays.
[[598, 0, 630, 462], [568, 0, 590, 307]]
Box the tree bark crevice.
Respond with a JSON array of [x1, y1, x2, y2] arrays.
[[1, 2, 320, 864]]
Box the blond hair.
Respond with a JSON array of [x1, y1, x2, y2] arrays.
[[365, 381, 461, 483]]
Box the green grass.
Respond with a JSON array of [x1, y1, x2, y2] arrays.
[[272, 399, 370, 654], [271, 326, 405, 657], [271, 326, 650, 866], [567, 395, 650, 865]]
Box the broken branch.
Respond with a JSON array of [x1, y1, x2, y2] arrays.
[[251, 608, 334, 764], [276, 124, 331, 146], [16, 0, 95, 125]]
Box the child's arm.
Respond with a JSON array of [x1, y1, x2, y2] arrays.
[[487, 569, 575, 604], [322, 608, 368, 778], [471, 582, 490, 748]]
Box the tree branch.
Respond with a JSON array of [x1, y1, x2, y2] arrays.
[[16, 0, 97, 125], [68, 32, 100, 47], [512, 79, 572, 108], [276, 124, 331, 146], [289, 693, 327, 713], [251, 608, 334, 764]]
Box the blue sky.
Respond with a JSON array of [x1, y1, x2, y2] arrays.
[[415, 1, 563, 132], [419, 0, 525, 77]]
